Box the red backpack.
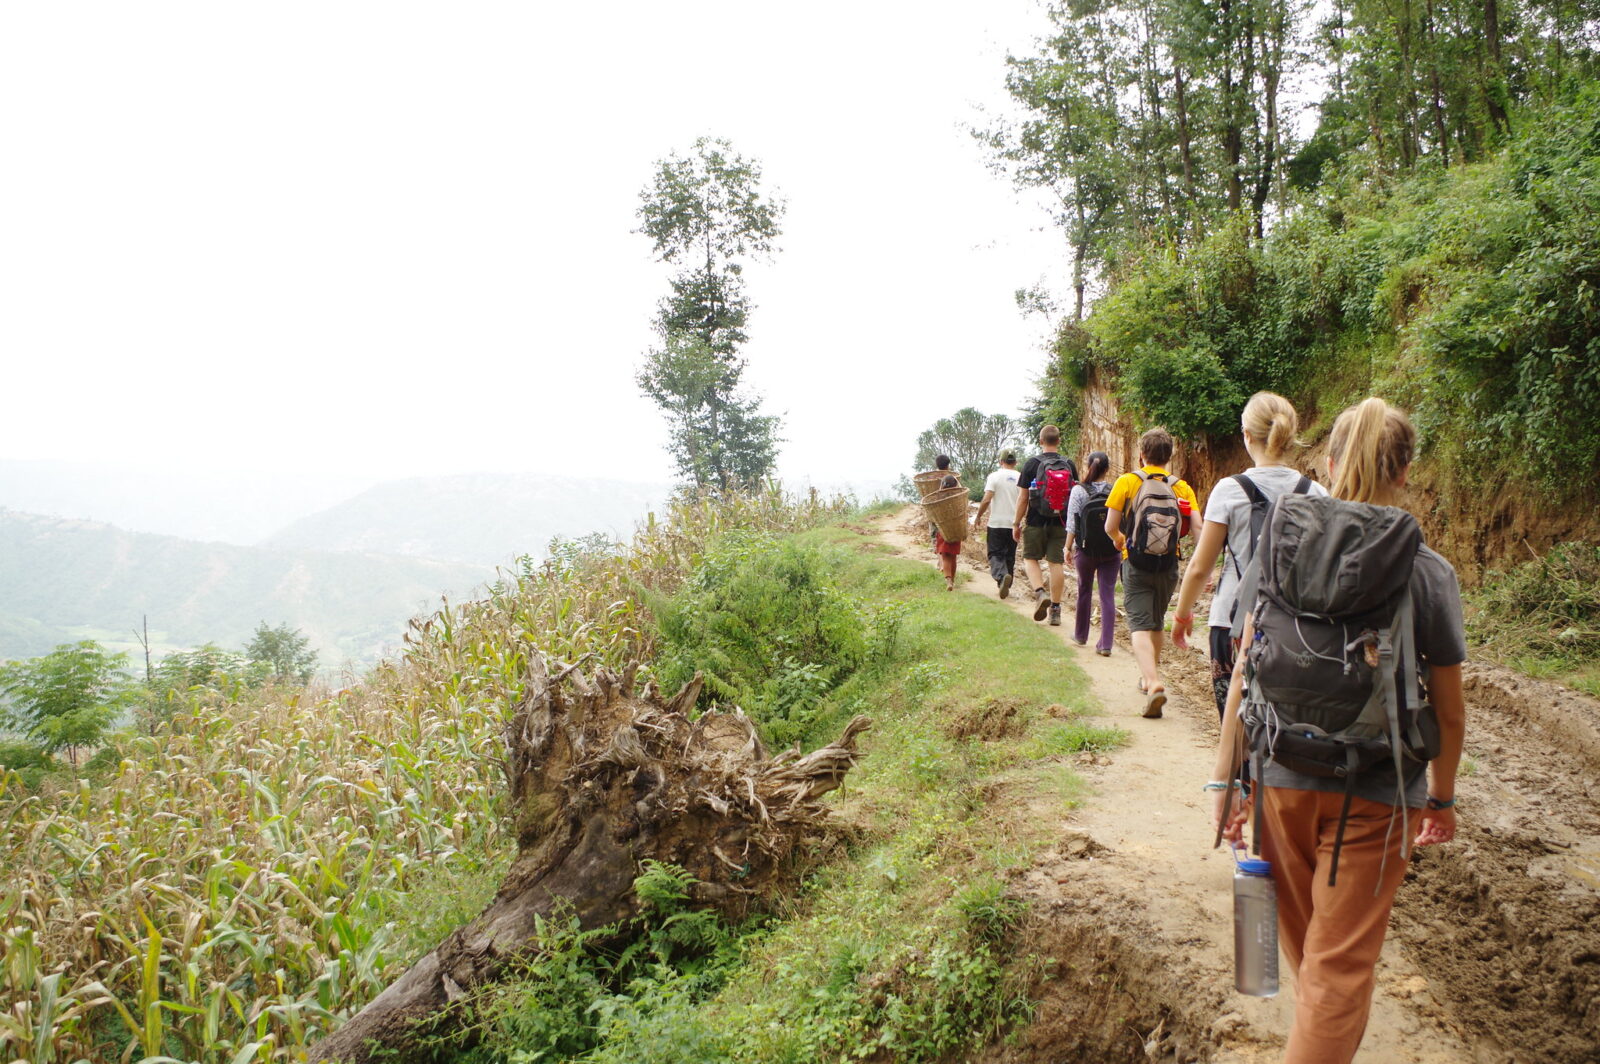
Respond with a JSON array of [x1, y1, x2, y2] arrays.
[[1029, 453, 1076, 518]]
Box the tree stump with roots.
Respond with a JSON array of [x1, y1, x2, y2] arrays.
[[310, 655, 871, 1063]]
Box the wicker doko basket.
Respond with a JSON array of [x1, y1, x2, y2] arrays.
[[913, 470, 951, 499], [922, 485, 971, 542]]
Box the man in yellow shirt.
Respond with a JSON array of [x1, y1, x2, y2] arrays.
[[1103, 427, 1199, 719]]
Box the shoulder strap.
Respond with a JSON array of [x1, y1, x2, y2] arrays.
[[1293, 475, 1312, 496], [1233, 473, 1267, 507], [1230, 554, 1263, 642], [1231, 474, 1266, 580], [1229, 473, 1276, 581], [1370, 588, 1417, 891]]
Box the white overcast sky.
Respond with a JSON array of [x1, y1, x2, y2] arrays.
[[1, 1, 1069, 492]]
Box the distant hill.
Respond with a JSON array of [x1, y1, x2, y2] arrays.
[[262, 473, 669, 567], [0, 510, 490, 665], [0, 459, 377, 545]]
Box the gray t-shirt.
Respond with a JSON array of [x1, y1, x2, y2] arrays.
[[1203, 467, 1328, 630], [1259, 544, 1467, 808]]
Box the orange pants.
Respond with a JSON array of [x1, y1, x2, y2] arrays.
[[1258, 787, 1410, 1064]]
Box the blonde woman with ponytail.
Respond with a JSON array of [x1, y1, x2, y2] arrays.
[[1212, 398, 1467, 1064], [1172, 392, 1326, 720]]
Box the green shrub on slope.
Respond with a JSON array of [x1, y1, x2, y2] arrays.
[[1050, 90, 1600, 489]]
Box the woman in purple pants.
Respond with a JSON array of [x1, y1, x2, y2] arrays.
[[1063, 451, 1120, 656]]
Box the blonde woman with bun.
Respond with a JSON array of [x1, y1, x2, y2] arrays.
[[1212, 398, 1467, 1064], [1172, 392, 1326, 719]]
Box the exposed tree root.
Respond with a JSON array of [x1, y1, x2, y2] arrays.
[[311, 655, 870, 1063]]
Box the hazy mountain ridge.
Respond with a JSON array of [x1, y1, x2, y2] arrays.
[[0, 509, 491, 665], [261, 473, 669, 567], [0, 459, 377, 545]]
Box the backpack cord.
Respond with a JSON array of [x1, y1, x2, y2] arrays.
[[1295, 615, 1354, 672]]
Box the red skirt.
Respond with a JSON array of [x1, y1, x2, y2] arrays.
[[934, 531, 962, 556]]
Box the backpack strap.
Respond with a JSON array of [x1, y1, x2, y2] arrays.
[[1230, 554, 1263, 642], [1233, 473, 1267, 506], [1369, 588, 1417, 893], [1230, 475, 1268, 580], [1122, 471, 1150, 535]]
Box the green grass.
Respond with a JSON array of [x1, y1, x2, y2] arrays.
[[458, 519, 1126, 1063], [1468, 543, 1600, 698]]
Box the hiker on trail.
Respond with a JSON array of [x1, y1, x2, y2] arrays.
[[932, 473, 963, 591], [1063, 451, 1119, 656], [1171, 392, 1327, 719], [1212, 397, 1465, 1064], [974, 450, 1021, 598], [1012, 425, 1078, 627], [1103, 427, 1198, 718], [928, 454, 953, 548]]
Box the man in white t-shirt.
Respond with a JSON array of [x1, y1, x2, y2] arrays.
[[973, 451, 1021, 598]]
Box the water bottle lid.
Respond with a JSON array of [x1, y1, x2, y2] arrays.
[[1236, 858, 1272, 875]]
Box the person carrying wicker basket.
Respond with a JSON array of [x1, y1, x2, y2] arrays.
[[932, 474, 964, 590]]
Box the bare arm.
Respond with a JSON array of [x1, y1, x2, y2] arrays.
[[1104, 505, 1125, 553], [1415, 664, 1465, 846], [974, 489, 995, 528], [1013, 481, 1030, 541], [1172, 520, 1230, 649], [1212, 612, 1256, 845]]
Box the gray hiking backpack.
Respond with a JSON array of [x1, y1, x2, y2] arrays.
[[1235, 493, 1441, 886]]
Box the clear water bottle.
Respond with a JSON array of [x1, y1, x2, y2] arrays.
[[1233, 857, 1279, 997]]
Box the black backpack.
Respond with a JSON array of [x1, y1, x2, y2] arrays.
[[1230, 473, 1312, 580], [1232, 493, 1441, 887], [1078, 484, 1117, 559]]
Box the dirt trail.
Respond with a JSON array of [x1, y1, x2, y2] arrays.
[[873, 506, 1600, 1063]]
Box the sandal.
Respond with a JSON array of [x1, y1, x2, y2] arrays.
[[1143, 689, 1167, 719]]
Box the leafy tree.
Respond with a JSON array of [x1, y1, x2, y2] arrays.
[[913, 408, 1027, 500], [244, 622, 319, 685], [0, 641, 134, 755], [638, 334, 779, 493], [637, 137, 786, 493]]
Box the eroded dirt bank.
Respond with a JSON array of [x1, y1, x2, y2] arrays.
[[881, 507, 1600, 1063]]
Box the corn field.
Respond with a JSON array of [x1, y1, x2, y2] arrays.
[[0, 488, 847, 1063]]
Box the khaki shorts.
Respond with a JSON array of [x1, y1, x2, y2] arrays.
[[1021, 522, 1067, 564], [1122, 560, 1180, 632]]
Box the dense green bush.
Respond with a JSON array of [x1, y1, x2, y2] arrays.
[[1053, 90, 1600, 486], [455, 863, 745, 1064], [1470, 544, 1600, 662], [1079, 217, 1324, 437], [652, 531, 896, 747], [0, 739, 52, 790]]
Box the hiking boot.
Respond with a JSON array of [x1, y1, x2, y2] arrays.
[[1048, 604, 1062, 626], [1033, 589, 1050, 621], [999, 573, 1013, 599]]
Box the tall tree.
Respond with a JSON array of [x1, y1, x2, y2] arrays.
[[637, 138, 786, 493], [0, 641, 134, 756], [913, 408, 1027, 501], [245, 622, 318, 685]]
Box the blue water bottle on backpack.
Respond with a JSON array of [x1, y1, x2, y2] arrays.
[[1233, 857, 1279, 997]]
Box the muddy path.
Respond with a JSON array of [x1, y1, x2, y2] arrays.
[[873, 507, 1600, 1063]]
